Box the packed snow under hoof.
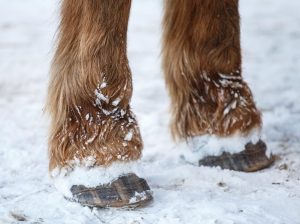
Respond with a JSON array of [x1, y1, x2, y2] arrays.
[[198, 140, 275, 172], [69, 173, 153, 208]]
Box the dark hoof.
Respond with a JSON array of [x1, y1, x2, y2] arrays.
[[198, 140, 275, 172], [70, 173, 153, 208]]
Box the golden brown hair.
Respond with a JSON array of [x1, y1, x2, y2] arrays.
[[162, 0, 262, 139], [46, 0, 142, 171], [47, 0, 263, 171]]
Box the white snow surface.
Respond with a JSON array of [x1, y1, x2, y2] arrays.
[[1, 0, 300, 223]]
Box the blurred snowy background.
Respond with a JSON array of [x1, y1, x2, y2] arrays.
[[0, 0, 300, 223]]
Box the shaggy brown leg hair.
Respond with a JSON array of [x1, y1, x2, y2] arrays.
[[47, 0, 142, 171], [162, 0, 262, 139]]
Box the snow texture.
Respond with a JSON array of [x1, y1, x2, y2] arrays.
[[1, 0, 300, 223]]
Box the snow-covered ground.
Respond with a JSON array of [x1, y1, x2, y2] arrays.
[[1, 0, 300, 223]]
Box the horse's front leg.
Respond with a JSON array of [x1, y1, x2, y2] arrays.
[[47, 0, 152, 208]]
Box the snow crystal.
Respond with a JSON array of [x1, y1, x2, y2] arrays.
[[100, 82, 107, 89], [85, 133, 97, 145], [219, 73, 242, 80], [124, 130, 133, 141], [75, 105, 81, 115], [112, 98, 121, 106], [223, 100, 237, 115], [120, 109, 126, 117], [95, 89, 109, 104], [102, 108, 111, 115], [129, 191, 150, 204]]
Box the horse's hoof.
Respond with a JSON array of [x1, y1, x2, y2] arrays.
[[198, 140, 275, 172], [70, 173, 153, 208]]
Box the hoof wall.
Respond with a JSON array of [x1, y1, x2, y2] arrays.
[[198, 140, 275, 172], [70, 173, 153, 208]]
